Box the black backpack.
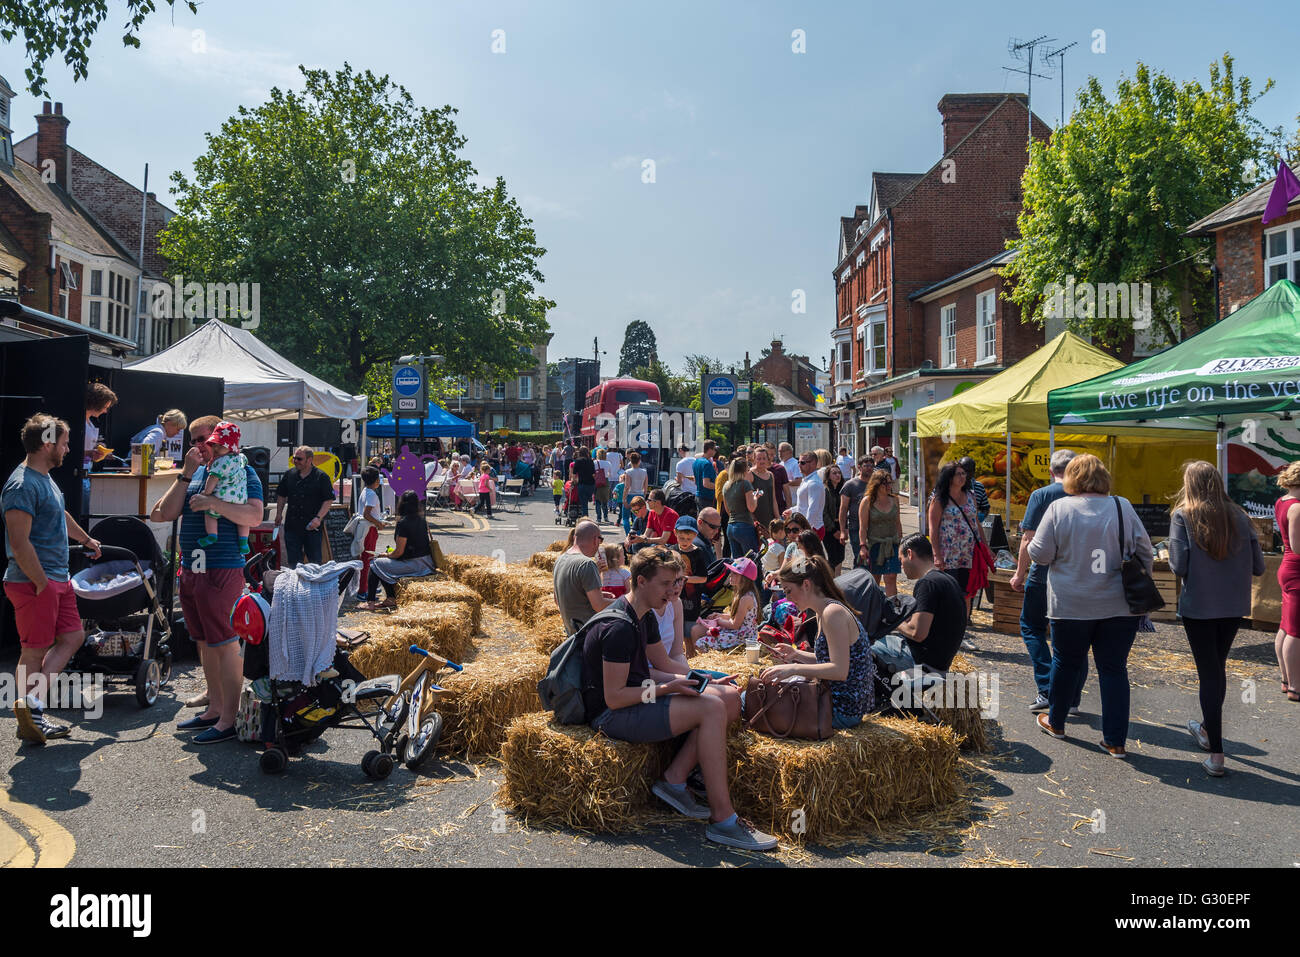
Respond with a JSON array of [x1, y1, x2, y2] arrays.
[[666, 489, 698, 518], [537, 600, 637, 725]]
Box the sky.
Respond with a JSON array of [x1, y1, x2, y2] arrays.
[[3, 0, 1297, 377]]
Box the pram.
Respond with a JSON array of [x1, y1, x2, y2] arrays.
[[232, 562, 461, 777], [67, 516, 174, 707], [557, 479, 582, 527]]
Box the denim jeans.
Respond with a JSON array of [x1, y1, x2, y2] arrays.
[[620, 503, 631, 534], [1048, 615, 1138, 746], [1020, 577, 1086, 703], [727, 521, 760, 560], [282, 525, 322, 568], [846, 524, 860, 567], [577, 482, 595, 516]]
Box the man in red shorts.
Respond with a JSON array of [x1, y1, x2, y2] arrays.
[[150, 415, 264, 744], [3, 414, 102, 745]]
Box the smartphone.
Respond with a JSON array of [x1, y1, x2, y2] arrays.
[[686, 669, 712, 693]]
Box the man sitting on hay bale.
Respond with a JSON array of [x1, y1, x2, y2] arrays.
[[870, 534, 966, 674], [579, 545, 779, 852], [554, 521, 616, 634]]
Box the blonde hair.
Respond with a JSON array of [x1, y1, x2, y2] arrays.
[[1062, 453, 1111, 495], [1172, 460, 1241, 562], [1278, 461, 1300, 490], [162, 409, 188, 429], [815, 448, 833, 468], [602, 543, 625, 568]]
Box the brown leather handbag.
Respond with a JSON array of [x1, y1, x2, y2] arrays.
[[743, 676, 833, 740]]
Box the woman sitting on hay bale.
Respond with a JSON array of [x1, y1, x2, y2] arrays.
[[580, 545, 778, 852], [763, 554, 877, 728], [358, 491, 436, 610]]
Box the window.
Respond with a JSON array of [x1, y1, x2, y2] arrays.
[[870, 320, 886, 373], [493, 381, 506, 400], [491, 414, 506, 430], [517, 413, 532, 431], [855, 251, 865, 268], [459, 375, 469, 396], [518, 376, 532, 400], [60, 261, 77, 290], [976, 290, 996, 362], [838, 341, 851, 383], [941, 305, 956, 368], [474, 380, 483, 400], [90, 269, 102, 297], [59, 290, 68, 318], [89, 301, 101, 330], [1265, 225, 1300, 286]]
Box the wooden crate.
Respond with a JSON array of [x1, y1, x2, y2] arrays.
[[987, 564, 1179, 630]]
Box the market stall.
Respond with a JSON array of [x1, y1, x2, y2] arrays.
[[916, 332, 1215, 530], [1045, 280, 1300, 630]]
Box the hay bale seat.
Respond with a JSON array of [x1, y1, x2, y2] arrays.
[[496, 710, 963, 843], [436, 649, 549, 756], [528, 551, 560, 573], [546, 539, 567, 552], [393, 577, 483, 632], [451, 561, 556, 624], [530, 615, 568, 656], [348, 601, 476, 676]]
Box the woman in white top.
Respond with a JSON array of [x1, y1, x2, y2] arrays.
[[622, 450, 649, 499], [355, 466, 385, 596], [1027, 454, 1152, 758]]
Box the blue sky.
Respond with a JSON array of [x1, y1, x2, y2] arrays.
[[4, 0, 1297, 376]]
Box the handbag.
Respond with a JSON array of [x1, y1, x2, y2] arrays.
[[962, 509, 996, 599], [594, 463, 608, 488], [1114, 498, 1165, 614], [743, 674, 833, 740]]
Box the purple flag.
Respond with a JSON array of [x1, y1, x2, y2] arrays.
[[1262, 161, 1300, 224]]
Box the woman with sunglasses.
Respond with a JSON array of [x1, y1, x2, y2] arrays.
[[859, 469, 903, 597]]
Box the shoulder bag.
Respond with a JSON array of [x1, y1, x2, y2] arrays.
[[742, 673, 833, 740], [962, 506, 996, 599], [1114, 497, 1165, 614]]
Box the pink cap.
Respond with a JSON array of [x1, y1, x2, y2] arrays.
[[724, 557, 758, 581]]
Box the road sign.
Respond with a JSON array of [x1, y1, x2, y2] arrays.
[[397, 398, 419, 411], [392, 364, 426, 422], [702, 373, 738, 423], [737, 381, 751, 401]]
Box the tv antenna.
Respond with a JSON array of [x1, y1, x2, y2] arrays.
[[1004, 35, 1054, 144], [1044, 41, 1078, 127]]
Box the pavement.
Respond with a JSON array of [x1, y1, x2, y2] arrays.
[[2, 492, 1298, 867]]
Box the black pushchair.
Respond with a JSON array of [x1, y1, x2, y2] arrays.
[[67, 516, 174, 707], [234, 563, 412, 777]]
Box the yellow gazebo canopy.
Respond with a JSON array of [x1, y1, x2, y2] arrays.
[[916, 332, 1210, 443]]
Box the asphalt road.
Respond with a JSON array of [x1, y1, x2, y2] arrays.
[[3, 493, 1298, 867]]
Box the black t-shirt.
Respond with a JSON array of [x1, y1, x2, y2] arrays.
[[673, 544, 709, 621], [841, 477, 867, 530], [580, 598, 660, 721], [276, 466, 335, 528], [572, 458, 596, 484], [393, 514, 431, 561], [908, 569, 966, 671]]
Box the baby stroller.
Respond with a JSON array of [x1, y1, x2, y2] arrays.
[[67, 516, 173, 707], [557, 479, 582, 527], [232, 562, 459, 778]]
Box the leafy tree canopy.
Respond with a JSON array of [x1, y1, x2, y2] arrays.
[[618, 319, 658, 376]]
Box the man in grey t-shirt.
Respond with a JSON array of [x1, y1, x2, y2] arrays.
[[554, 521, 614, 634]]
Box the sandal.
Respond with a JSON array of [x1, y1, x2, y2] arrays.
[[1288, 690, 1300, 702]]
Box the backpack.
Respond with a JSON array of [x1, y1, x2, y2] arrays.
[[537, 600, 637, 725], [666, 488, 698, 518]]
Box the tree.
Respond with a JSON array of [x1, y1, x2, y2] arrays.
[[630, 358, 693, 408], [159, 64, 552, 398], [0, 0, 197, 97], [618, 319, 658, 376], [1003, 55, 1278, 348]]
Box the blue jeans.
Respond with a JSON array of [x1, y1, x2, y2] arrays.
[[1020, 577, 1086, 703], [1048, 615, 1138, 746], [620, 503, 631, 534], [727, 521, 760, 560], [577, 482, 595, 516], [847, 524, 860, 567], [594, 492, 608, 523]]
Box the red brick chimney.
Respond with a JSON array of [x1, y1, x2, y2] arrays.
[[937, 93, 1016, 153], [35, 101, 70, 191]]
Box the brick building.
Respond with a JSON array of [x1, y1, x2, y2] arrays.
[[0, 82, 180, 359], [1186, 163, 1300, 315], [455, 334, 552, 435], [746, 339, 823, 407], [830, 93, 1052, 487]]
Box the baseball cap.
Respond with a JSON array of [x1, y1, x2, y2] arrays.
[[724, 557, 758, 581], [674, 515, 699, 533]]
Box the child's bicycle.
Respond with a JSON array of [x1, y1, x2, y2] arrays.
[[378, 645, 464, 772]]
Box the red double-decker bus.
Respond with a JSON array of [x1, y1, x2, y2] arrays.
[[580, 377, 661, 439]]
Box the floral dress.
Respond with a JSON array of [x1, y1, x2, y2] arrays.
[[935, 495, 978, 570], [694, 600, 758, 651], [814, 600, 876, 720]]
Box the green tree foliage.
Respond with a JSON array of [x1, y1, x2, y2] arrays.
[[748, 382, 776, 423], [0, 0, 196, 96], [618, 319, 658, 376], [159, 64, 552, 397], [630, 359, 694, 408], [1003, 55, 1278, 347]]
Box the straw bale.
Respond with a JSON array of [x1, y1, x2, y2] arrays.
[[530, 614, 569, 656], [546, 539, 567, 552], [727, 716, 963, 842], [457, 563, 555, 623], [935, 654, 991, 753], [442, 552, 496, 581], [378, 600, 476, 664], [498, 712, 673, 831], [349, 626, 441, 680], [528, 551, 560, 573], [393, 577, 482, 631], [436, 650, 549, 755]]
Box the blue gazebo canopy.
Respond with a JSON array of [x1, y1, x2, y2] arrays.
[[366, 402, 476, 438]]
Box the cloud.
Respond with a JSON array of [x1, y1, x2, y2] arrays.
[[135, 23, 307, 100], [521, 195, 580, 220], [611, 154, 641, 170], [662, 90, 697, 122]]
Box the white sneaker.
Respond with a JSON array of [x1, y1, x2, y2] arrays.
[[960, 639, 978, 652], [705, 815, 779, 851], [1029, 695, 1050, 713], [1187, 719, 1211, 752]]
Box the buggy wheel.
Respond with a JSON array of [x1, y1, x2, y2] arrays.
[[395, 734, 410, 764], [259, 747, 288, 774], [134, 658, 161, 707], [404, 713, 444, 771], [157, 650, 173, 687], [364, 750, 394, 780]]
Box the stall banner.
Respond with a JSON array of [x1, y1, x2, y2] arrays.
[[1225, 422, 1300, 517]]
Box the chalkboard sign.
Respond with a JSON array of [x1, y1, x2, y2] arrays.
[[324, 504, 353, 562], [1131, 503, 1171, 539]]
